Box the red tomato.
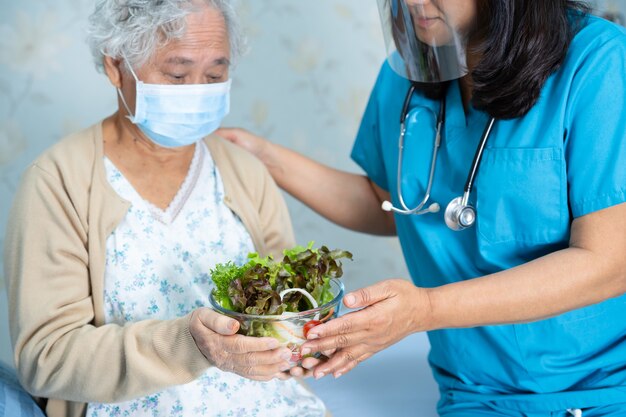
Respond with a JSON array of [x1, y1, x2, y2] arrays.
[[303, 320, 322, 339], [290, 352, 302, 363]]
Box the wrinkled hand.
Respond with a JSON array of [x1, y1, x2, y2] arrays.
[[190, 308, 293, 381], [300, 279, 433, 379], [216, 127, 271, 161]]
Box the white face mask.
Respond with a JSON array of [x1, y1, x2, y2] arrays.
[[118, 61, 231, 148]]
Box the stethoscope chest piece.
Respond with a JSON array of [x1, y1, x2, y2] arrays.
[[444, 196, 477, 231]]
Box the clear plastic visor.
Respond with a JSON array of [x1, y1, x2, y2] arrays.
[[377, 0, 469, 82]]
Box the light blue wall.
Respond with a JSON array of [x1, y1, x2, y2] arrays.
[[0, 0, 625, 369]]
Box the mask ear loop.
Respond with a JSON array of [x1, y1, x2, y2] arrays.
[[116, 55, 141, 120], [117, 89, 135, 120]]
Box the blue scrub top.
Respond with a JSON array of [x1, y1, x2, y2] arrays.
[[352, 15, 626, 412]]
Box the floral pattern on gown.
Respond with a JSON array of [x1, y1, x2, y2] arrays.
[[87, 142, 326, 417]]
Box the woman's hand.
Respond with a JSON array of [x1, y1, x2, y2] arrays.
[[216, 128, 272, 163], [286, 350, 336, 378], [300, 279, 433, 379], [189, 308, 293, 381]]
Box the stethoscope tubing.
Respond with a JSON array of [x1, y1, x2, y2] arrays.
[[386, 82, 496, 228], [392, 83, 446, 215], [464, 117, 495, 195]]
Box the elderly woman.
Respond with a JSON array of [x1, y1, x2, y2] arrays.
[[3, 1, 327, 416]]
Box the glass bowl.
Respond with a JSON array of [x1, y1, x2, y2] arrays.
[[209, 278, 344, 365]]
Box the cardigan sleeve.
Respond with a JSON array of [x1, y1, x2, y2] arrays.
[[3, 164, 210, 403]]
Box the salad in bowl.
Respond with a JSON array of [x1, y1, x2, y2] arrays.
[[209, 243, 352, 365]]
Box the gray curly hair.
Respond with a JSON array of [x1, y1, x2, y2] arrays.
[[86, 0, 246, 73]]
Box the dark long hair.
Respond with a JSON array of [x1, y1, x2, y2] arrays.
[[416, 0, 591, 120]]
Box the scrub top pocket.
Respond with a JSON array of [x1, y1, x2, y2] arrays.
[[475, 147, 564, 245]]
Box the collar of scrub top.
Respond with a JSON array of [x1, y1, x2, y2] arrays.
[[382, 82, 497, 232]]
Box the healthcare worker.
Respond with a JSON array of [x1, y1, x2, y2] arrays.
[[219, 0, 626, 415]]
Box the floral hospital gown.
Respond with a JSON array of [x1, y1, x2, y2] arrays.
[[87, 142, 326, 417]]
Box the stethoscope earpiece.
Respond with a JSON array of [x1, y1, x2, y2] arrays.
[[382, 200, 440, 215], [428, 202, 441, 213]]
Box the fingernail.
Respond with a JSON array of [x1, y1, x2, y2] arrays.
[[228, 320, 238, 331], [314, 372, 325, 380], [267, 339, 279, 349], [307, 333, 319, 340], [334, 372, 343, 379], [345, 294, 356, 306], [301, 348, 311, 356], [280, 363, 291, 372], [281, 351, 292, 361]]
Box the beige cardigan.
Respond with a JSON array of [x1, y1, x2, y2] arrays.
[[3, 122, 296, 417]]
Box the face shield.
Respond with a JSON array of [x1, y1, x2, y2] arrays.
[[377, 0, 470, 83]]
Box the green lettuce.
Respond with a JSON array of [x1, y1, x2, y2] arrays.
[[210, 242, 353, 315]]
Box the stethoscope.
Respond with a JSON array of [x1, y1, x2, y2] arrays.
[[381, 82, 496, 231]]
